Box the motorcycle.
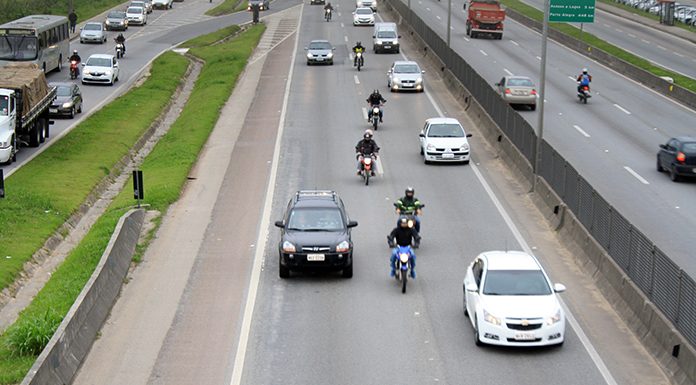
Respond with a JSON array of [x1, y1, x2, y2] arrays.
[[355, 51, 364, 71], [392, 245, 414, 294], [577, 83, 591, 104], [325, 8, 332, 21], [368, 105, 382, 130], [115, 41, 125, 59], [69, 60, 79, 79], [358, 153, 376, 185]]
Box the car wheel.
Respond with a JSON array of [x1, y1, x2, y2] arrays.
[[670, 166, 680, 182], [57, 56, 63, 71], [474, 317, 483, 346], [80, 39, 84, 44], [78, 102, 83, 113], [656, 157, 664, 172], [424, 158, 430, 165], [69, 107, 75, 119], [342, 263, 353, 278], [420, 146, 424, 155], [463, 294, 468, 317], [279, 261, 290, 278], [530, 104, 536, 111]]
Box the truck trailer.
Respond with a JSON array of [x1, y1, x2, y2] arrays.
[[465, 0, 505, 39]]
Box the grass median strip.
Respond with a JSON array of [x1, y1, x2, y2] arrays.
[[0, 23, 264, 384], [206, 0, 249, 16], [501, 0, 696, 92]]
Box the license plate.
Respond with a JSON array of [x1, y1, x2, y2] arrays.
[[315, 58, 324, 61], [442, 153, 455, 159], [307, 254, 325, 261], [384, 45, 391, 49], [49, 109, 58, 113], [514, 333, 535, 340]]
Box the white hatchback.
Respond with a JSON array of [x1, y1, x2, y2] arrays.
[[463, 251, 567, 347], [353, 7, 375, 25], [419, 117, 472, 164], [126, 6, 147, 25]]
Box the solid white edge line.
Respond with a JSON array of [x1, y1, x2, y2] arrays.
[[228, 5, 304, 385], [624, 166, 650, 185], [573, 124, 591, 138], [613, 103, 631, 115], [354, 74, 360, 84]]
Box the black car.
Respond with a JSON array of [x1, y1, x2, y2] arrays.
[[48, 82, 83, 119], [657, 136, 696, 181], [310, 0, 326, 4], [274, 190, 358, 278]]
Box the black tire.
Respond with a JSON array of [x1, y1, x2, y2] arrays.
[[78, 102, 82, 113], [39, 122, 45, 143], [583, 96, 587, 104], [530, 104, 536, 111], [463, 294, 469, 317], [342, 262, 353, 278], [474, 318, 483, 346], [373, 119, 378, 131], [420, 146, 424, 155], [670, 166, 680, 182], [69, 106, 75, 119], [279, 261, 290, 278], [11, 136, 17, 163], [656, 157, 664, 172], [401, 270, 407, 293], [463, 160, 470, 165], [29, 123, 41, 147]]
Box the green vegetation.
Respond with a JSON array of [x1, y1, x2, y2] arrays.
[[596, 0, 696, 34], [501, 0, 696, 92], [0, 0, 124, 25], [0, 23, 265, 384], [206, 0, 249, 16]]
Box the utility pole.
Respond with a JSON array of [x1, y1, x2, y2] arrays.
[[447, 0, 452, 47]]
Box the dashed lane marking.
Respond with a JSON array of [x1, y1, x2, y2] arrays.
[[573, 124, 591, 137], [614, 104, 631, 114], [504, 68, 513, 76], [354, 74, 360, 84], [510, 40, 519, 46], [624, 166, 650, 184], [480, 49, 488, 56]]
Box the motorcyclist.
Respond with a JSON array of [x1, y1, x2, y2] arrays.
[[352, 41, 365, 67], [115, 33, 126, 53], [324, 2, 334, 18], [576, 68, 592, 93], [366, 89, 386, 122], [394, 187, 424, 232], [355, 129, 380, 175], [69, 50, 81, 76], [388, 217, 420, 278]]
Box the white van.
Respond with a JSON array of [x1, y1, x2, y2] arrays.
[[373, 22, 400, 53]]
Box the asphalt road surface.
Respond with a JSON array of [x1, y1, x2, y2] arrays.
[[403, 0, 696, 276]]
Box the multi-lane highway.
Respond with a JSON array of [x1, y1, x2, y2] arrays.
[[403, 0, 696, 274], [72, 2, 672, 385]]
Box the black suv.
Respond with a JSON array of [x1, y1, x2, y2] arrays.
[[274, 191, 358, 278]]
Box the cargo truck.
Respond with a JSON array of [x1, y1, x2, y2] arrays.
[[0, 63, 56, 164], [465, 0, 505, 39]]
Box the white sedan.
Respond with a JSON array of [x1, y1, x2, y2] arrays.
[[419, 117, 472, 164], [463, 251, 567, 347], [353, 7, 375, 25], [81, 54, 120, 86]]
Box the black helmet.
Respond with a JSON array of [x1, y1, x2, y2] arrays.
[[399, 217, 409, 227], [405, 187, 414, 197]]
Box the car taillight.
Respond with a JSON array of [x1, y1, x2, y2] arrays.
[[677, 152, 686, 163], [530, 89, 537, 95], [504, 88, 511, 94]]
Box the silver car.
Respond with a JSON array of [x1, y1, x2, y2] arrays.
[[105, 11, 128, 31], [387, 61, 425, 92], [305, 40, 335, 65], [495, 75, 537, 110], [79, 22, 107, 44]]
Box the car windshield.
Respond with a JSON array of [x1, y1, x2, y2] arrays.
[[55, 86, 72, 97], [394, 64, 420, 73], [483, 270, 552, 296], [309, 41, 332, 50], [127, 7, 142, 13], [377, 31, 396, 38], [508, 78, 534, 87], [428, 123, 465, 137], [86, 57, 112, 67], [356, 8, 372, 14], [287, 208, 344, 231], [0, 35, 38, 61], [108, 11, 126, 18], [84, 23, 102, 31], [682, 143, 696, 153], [0, 95, 8, 116]]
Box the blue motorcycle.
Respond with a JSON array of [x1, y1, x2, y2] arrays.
[[392, 245, 414, 294]]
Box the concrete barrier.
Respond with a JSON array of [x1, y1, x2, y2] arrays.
[[504, 7, 696, 110], [20, 209, 145, 385]]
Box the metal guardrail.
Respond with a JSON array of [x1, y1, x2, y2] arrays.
[[385, 0, 696, 348]]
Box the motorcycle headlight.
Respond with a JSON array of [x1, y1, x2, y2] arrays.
[[62, 102, 73, 108], [483, 309, 502, 326], [399, 253, 409, 263], [426, 143, 436, 151], [546, 309, 562, 325], [282, 241, 296, 253], [327, 52, 333, 58], [336, 241, 350, 253]]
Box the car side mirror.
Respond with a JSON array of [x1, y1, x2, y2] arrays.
[[81, 63, 86, 67], [421, 70, 425, 74], [419, 132, 425, 137], [659, 144, 667, 149], [332, 47, 336, 50], [465, 282, 478, 292], [494, 82, 500, 86], [466, 133, 473, 138], [274, 220, 285, 228], [553, 283, 566, 293], [304, 47, 308, 50], [398, 35, 402, 38], [372, 35, 376, 38], [347, 220, 358, 228]]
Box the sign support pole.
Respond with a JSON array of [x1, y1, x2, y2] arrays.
[[533, 0, 550, 191], [447, 0, 452, 47]]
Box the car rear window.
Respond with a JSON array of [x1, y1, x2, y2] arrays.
[[287, 208, 344, 231], [508, 78, 534, 87], [483, 270, 552, 296], [682, 143, 696, 153]]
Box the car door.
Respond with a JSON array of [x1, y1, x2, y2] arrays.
[[662, 139, 679, 167], [497, 77, 506, 95], [388, 63, 395, 85], [419, 121, 429, 149], [72, 85, 82, 110], [465, 258, 484, 326]]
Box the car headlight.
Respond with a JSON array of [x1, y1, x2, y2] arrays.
[[459, 143, 469, 151], [282, 241, 296, 253], [394, 39, 399, 44], [483, 309, 502, 326], [336, 241, 350, 253], [546, 309, 562, 325], [392, 77, 400, 83], [0, 140, 10, 148], [426, 143, 435, 151], [307, 53, 313, 58], [327, 52, 333, 58], [376, 40, 383, 45], [62, 102, 73, 108], [416, 77, 423, 83]]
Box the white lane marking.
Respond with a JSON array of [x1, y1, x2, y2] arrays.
[[641, 39, 650, 44], [344, 35, 349, 42], [673, 51, 685, 57], [536, 55, 542, 60], [340, 22, 345, 27], [362, 107, 368, 120], [510, 40, 519, 46], [657, 45, 667, 50], [628, 33, 637, 38], [354, 74, 360, 84], [426, 7, 431, 11], [228, 5, 304, 385], [504, 68, 513, 76], [568, 75, 576, 81], [573, 124, 591, 137], [624, 166, 650, 184], [436, 15, 441, 20], [464, 36, 470, 42], [480, 49, 488, 56], [614, 104, 631, 115]]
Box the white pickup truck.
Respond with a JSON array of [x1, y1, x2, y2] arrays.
[[0, 63, 56, 164]]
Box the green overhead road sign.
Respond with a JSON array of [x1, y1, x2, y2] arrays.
[[549, 0, 595, 22]]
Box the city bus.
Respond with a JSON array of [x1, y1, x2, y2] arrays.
[[0, 15, 71, 73]]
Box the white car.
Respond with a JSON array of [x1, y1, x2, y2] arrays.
[[153, 0, 174, 9], [356, 0, 377, 11], [81, 54, 120, 86], [419, 117, 472, 164], [353, 7, 375, 25], [126, 6, 147, 25], [463, 251, 567, 347]]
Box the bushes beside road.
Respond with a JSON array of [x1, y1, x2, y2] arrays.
[[0, 23, 264, 384]]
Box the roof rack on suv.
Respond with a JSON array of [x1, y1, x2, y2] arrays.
[[294, 190, 337, 201]]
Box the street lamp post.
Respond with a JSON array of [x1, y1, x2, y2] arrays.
[[533, 0, 550, 191], [447, 0, 452, 47]]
